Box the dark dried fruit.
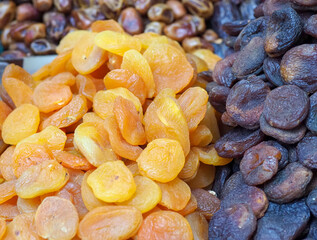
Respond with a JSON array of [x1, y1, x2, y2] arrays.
[[208, 204, 257, 240], [99, 0, 124, 19], [304, 14, 317, 38], [16, 3, 40, 22], [221, 111, 238, 127], [203, 29, 218, 43], [30, 38, 56, 55], [281, 44, 317, 94], [144, 21, 165, 34], [264, 7, 302, 57], [147, 3, 174, 24], [10, 21, 33, 42], [166, 0, 186, 19], [263, 57, 285, 87], [262, 0, 291, 16], [43, 12, 67, 42], [307, 188, 317, 217], [207, 82, 230, 113], [254, 199, 311, 240], [222, 20, 250, 36], [240, 142, 281, 186], [264, 162, 313, 203], [33, 0, 53, 12], [215, 127, 265, 158], [265, 140, 289, 169], [263, 85, 309, 130], [164, 18, 196, 41], [0, 1, 16, 30], [221, 171, 269, 218], [307, 218, 317, 240], [191, 189, 220, 220], [232, 37, 267, 79], [182, 37, 213, 53], [239, 0, 259, 20], [297, 134, 317, 169], [211, 165, 231, 198], [25, 23, 46, 46], [306, 92, 317, 134], [118, 7, 144, 35], [260, 115, 306, 144], [182, 0, 214, 19], [226, 77, 270, 129]]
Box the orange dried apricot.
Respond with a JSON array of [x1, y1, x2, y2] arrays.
[[49, 50, 72, 76], [15, 160, 68, 199], [0, 146, 16, 181], [137, 210, 193, 240], [192, 49, 221, 71], [32, 64, 51, 82], [72, 32, 108, 75], [143, 89, 190, 155], [143, 43, 193, 94], [0, 180, 16, 204], [188, 53, 209, 73], [87, 161, 136, 203], [186, 163, 216, 189], [177, 87, 208, 132], [0, 101, 12, 130], [113, 96, 146, 146], [56, 30, 90, 54], [2, 64, 34, 88], [177, 194, 198, 216], [55, 150, 94, 171], [95, 30, 142, 56], [82, 112, 109, 138], [192, 145, 233, 166], [121, 49, 155, 98], [3, 77, 33, 107], [0, 197, 19, 221], [178, 149, 200, 181], [40, 95, 88, 130], [91, 19, 124, 33], [157, 178, 191, 211], [32, 81, 72, 113], [190, 124, 213, 147], [118, 175, 161, 213], [76, 75, 97, 102], [2, 104, 40, 145], [137, 138, 185, 183], [185, 212, 209, 240], [49, 72, 76, 86], [107, 53, 123, 70], [200, 102, 220, 142], [78, 206, 142, 240], [35, 196, 79, 240], [0, 217, 5, 239], [17, 197, 41, 214]]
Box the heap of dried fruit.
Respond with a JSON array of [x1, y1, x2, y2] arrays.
[[0, 19, 224, 239]]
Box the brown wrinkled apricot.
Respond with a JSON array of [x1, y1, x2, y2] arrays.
[[185, 212, 208, 240], [177, 194, 198, 216], [186, 163, 216, 188]]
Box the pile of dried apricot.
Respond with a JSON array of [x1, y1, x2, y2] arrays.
[[0, 19, 224, 239]]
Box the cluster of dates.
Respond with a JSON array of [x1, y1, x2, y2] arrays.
[[207, 0, 317, 239]]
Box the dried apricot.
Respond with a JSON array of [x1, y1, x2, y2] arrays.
[[87, 161, 136, 203], [192, 49, 221, 71], [113, 96, 146, 146], [157, 178, 191, 211], [95, 30, 142, 56], [121, 49, 155, 98], [55, 150, 94, 171], [0, 101, 12, 131], [2, 104, 40, 145], [179, 149, 200, 181], [177, 194, 198, 216], [118, 175, 161, 213], [137, 210, 193, 240], [200, 102, 220, 142], [76, 75, 97, 102], [91, 20, 125, 33], [0, 197, 19, 221], [143, 43, 193, 94], [17, 197, 41, 214], [186, 163, 216, 188], [0, 217, 5, 239], [137, 138, 185, 183], [3, 77, 33, 107], [72, 32, 108, 75], [78, 206, 142, 240], [0, 146, 16, 181], [192, 145, 233, 166], [35, 196, 79, 240], [144, 89, 190, 154], [185, 212, 208, 240], [0, 180, 16, 204], [15, 160, 68, 199], [56, 30, 91, 54], [2, 64, 34, 88], [190, 124, 213, 147]]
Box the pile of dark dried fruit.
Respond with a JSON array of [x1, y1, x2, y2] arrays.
[[207, 0, 317, 239]]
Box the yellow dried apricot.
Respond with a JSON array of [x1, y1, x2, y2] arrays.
[[78, 206, 142, 240], [87, 161, 136, 203], [0, 197, 19, 221], [91, 19, 124, 33], [55, 150, 94, 171], [56, 30, 91, 54], [32, 64, 51, 82], [200, 102, 220, 142], [32, 81, 72, 113], [3, 77, 33, 107], [192, 49, 221, 71], [187, 53, 209, 73], [107, 53, 123, 70], [177, 194, 198, 216], [186, 163, 215, 189], [2, 104, 40, 145], [113, 96, 146, 146], [0, 217, 5, 239], [35, 196, 79, 240], [127, 162, 140, 177], [82, 112, 109, 139], [118, 175, 161, 213], [74, 122, 118, 167], [15, 160, 68, 199], [157, 178, 191, 211], [49, 50, 72, 76], [0, 101, 12, 131], [40, 94, 88, 130], [0, 146, 16, 181], [177, 87, 208, 132], [76, 75, 97, 102], [134, 32, 169, 51], [192, 145, 233, 166], [17, 197, 41, 214], [143, 43, 193, 94], [178, 149, 200, 181], [121, 49, 155, 98], [2, 64, 34, 88], [190, 124, 213, 147], [137, 138, 185, 183], [0, 180, 16, 204], [143, 89, 190, 155], [95, 30, 142, 56], [137, 210, 193, 240], [185, 212, 208, 240], [72, 32, 108, 75]]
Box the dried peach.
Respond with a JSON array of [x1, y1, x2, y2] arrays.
[[177, 87, 208, 132], [137, 210, 193, 240], [190, 124, 213, 147], [200, 102, 220, 142], [55, 150, 94, 171], [78, 205, 143, 240], [113, 96, 146, 146], [56, 30, 91, 54], [72, 32, 108, 75], [35, 196, 79, 240], [104, 116, 143, 161], [17, 197, 41, 214], [74, 122, 117, 167], [118, 175, 161, 213], [2, 64, 34, 88], [40, 95, 88, 130], [32, 81, 72, 113], [157, 178, 191, 211], [137, 138, 185, 183], [76, 75, 97, 102], [143, 43, 193, 94], [0, 180, 16, 204], [0, 146, 16, 181], [143, 89, 190, 155], [178, 149, 200, 181], [192, 145, 233, 166], [186, 163, 216, 189], [91, 19, 124, 33], [0, 101, 12, 130], [185, 212, 208, 240], [95, 30, 142, 56], [121, 49, 155, 98], [192, 49, 221, 71], [3, 77, 33, 107], [0, 197, 19, 221], [15, 160, 68, 199], [0, 217, 5, 239], [2, 104, 40, 145], [87, 161, 136, 203]]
